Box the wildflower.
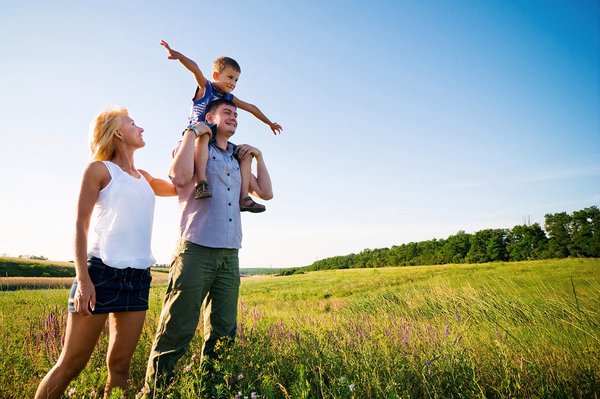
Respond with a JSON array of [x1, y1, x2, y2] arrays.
[[234, 392, 242, 399], [349, 384, 355, 392], [238, 373, 244, 381], [251, 392, 258, 399], [89, 390, 96, 397], [67, 388, 76, 397], [135, 387, 149, 399], [184, 364, 192, 372]]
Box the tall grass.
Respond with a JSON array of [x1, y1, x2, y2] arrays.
[[0, 259, 598, 398]]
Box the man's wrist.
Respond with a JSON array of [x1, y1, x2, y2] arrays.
[[183, 124, 200, 138]]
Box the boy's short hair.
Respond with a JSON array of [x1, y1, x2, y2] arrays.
[[213, 56, 241, 73], [206, 98, 237, 114]]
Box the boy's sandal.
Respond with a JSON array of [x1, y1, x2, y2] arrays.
[[240, 196, 266, 213], [194, 180, 212, 199]]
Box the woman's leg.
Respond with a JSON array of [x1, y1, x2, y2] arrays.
[[104, 311, 146, 398], [35, 313, 108, 399]]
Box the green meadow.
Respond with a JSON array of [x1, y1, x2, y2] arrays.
[[0, 258, 598, 398]]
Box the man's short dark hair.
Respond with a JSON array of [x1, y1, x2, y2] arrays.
[[206, 98, 236, 114]]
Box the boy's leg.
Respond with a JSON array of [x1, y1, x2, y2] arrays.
[[194, 134, 211, 199], [145, 241, 217, 389], [238, 154, 266, 213]]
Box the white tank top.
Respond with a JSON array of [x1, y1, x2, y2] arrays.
[[88, 161, 156, 269]]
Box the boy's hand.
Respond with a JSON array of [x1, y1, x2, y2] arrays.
[[270, 122, 283, 135], [160, 40, 180, 60]]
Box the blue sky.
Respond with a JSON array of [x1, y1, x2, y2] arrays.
[[1, 1, 598, 268]]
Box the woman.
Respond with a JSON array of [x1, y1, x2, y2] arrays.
[[35, 107, 175, 399]]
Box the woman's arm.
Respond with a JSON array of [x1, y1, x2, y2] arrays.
[[139, 169, 177, 196], [73, 162, 110, 316]]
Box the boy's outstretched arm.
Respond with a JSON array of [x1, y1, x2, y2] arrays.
[[160, 40, 207, 90], [233, 97, 283, 135]]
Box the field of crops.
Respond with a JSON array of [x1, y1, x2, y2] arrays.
[[0, 258, 598, 398]]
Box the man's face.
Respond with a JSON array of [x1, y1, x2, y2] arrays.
[[207, 104, 238, 135]]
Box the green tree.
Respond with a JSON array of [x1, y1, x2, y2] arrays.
[[441, 231, 471, 264], [486, 229, 509, 261], [570, 206, 600, 257], [506, 223, 548, 261], [466, 229, 493, 263], [545, 212, 572, 258]]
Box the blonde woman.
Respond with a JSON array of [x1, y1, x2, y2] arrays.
[[36, 107, 175, 399]]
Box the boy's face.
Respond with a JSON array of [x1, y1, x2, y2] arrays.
[[213, 66, 240, 93]]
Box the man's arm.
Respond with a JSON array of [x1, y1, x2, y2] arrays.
[[160, 40, 208, 91], [237, 144, 273, 200], [169, 123, 212, 189], [233, 97, 283, 135]]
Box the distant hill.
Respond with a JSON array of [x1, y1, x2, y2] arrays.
[[240, 268, 289, 276], [0, 257, 288, 278], [0, 257, 75, 277]]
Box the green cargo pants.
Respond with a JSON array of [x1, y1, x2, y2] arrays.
[[145, 240, 240, 388]]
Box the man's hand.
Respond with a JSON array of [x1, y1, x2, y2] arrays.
[[190, 121, 213, 137], [236, 144, 262, 160]]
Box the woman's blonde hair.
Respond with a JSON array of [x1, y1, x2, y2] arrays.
[[89, 107, 129, 161]]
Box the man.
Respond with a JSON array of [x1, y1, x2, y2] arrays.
[[145, 98, 273, 388]]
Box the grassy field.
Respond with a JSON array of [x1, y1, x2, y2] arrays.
[[0, 258, 598, 398]]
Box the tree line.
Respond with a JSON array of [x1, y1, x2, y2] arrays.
[[283, 206, 600, 274]]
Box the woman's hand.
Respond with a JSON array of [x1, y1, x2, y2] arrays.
[[74, 277, 96, 316]]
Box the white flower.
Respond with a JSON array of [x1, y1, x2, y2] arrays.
[[238, 373, 244, 381], [349, 383, 355, 392]]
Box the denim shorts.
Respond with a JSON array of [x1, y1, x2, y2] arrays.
[[68, 256, 152, 314]]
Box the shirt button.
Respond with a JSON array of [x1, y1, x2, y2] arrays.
[[212, 156, 216, 160], [227, 188, 230, 191], [227, 173, 230, 176], [229, 218, 232, 222], [228, 203, 231, 206]]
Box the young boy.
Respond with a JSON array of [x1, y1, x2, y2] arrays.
[[161, 40, 282, 212]]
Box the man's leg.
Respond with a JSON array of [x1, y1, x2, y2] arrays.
[[201, 249, 240, 361], [145, 241, 218, 389]]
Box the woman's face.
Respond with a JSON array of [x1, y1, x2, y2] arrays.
[[118, 114, 145, 148]]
